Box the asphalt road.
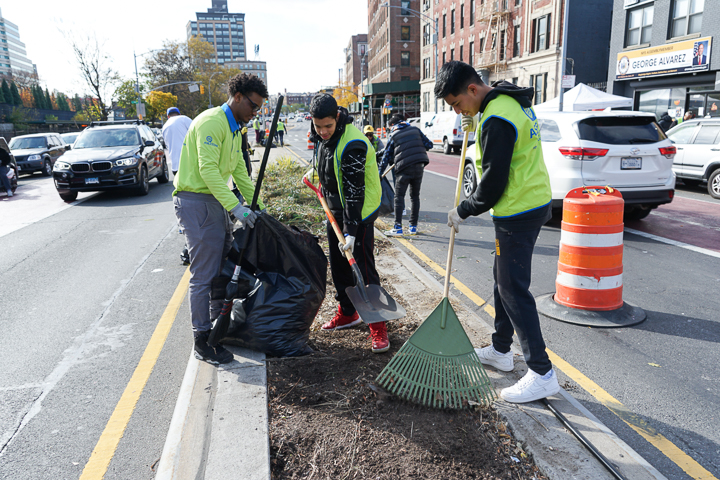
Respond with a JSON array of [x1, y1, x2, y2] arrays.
[[0, 173, 191, 480]]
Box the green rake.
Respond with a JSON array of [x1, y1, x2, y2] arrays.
[[376, 131, 496, 409]]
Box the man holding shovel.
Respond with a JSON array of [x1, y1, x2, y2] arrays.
[[305, 94, 388, 353], [435, 61, 559, 403], [173, 73, 268, 365]]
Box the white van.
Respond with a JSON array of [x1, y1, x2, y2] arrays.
[[421, 111, 476, 154]]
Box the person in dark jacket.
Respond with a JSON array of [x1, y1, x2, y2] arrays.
[[379, 115, 433, 236], [436, 61, 559, 404], [305, 94, 388, 353], [658, 113, 675, 132], [0, 146, 13, 197]]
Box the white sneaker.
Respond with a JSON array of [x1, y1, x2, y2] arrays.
[[500, 369, 560, 403], [475, 345, 514, 372]]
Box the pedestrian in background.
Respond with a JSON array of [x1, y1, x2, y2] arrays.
[[363, 125, 384, 154], [162, 107, 192, 176], [276, 118, 286, 147], [252, 116, 262, 145], [436, 61, 559, 403], [379, 115, 433, 236], [173, 73, 268, 366], [658, 113, 675, 132], [306, 94, 388, 353], [0, 146, 13, 197]]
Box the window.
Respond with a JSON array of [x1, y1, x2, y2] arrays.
[[451, 9, 455, 34], [499, 30, 506, 61], [532, 73, 547, 104], [401, 1, 411, 15], [693, 125, 720, 144], [667, 124, 697, 144], [538, 119, 561, 142], [401, 51, 410, 66], [515, 0, 521, 5], [423, 24, 430, 45], [443, 14, 447, 37], [442, 51, 446, 65], [460, 45, 464, 62], [451, 48, 454, 61], [470, 0, 475, 26], [513, 25, 521, 57], [460, 4, 465, 29], [577, 117, 666, 144], [401, 26, 411, 40], [626, 5, 653, 46], [511, 77, 518, 84], [533, 15, 551, 52], [469, 41, 474, 65], [479, 37, 485, 52], [671, 0, 703, 38], [423, 57, 431, 78]]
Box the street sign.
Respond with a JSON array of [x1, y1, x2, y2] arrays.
[[562, 75, 576, 89], [131, 100, 138, 104], [188, 83, 200, 93], [136, 103, 146, 118]]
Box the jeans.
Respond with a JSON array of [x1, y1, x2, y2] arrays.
[[278, 131, 284, 146], [0, 165, 11, 192], [173, 192, 234, 333], [393, 163, 424, 226], [491, 227, 552, 375]]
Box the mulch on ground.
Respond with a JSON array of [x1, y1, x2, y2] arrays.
[[267, 236, 547, 480]]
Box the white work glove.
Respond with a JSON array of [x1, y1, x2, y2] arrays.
[[302, 169, 318, 185], [461, 114, 477, 133], [447, 207, 464, 233], [339, 234, 355, 254], [230, 204, 257, 229]]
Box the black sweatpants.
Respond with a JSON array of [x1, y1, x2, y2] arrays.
[[327, 211, 379, 316], [393, 163, 424, 226], [491, 226, 552, 375], [278, 131, 284, 146]]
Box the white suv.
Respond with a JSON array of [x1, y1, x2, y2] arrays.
[[462, 111, 676, 220], [665, 118, 720, 199]]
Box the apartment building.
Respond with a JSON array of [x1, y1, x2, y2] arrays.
[[186, 0, 247, 65], [344, 34, 369, 91], [0, 7, 35, 78]]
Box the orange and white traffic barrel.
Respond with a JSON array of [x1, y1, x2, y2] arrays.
[[536, 186, 646, 327], [307, 130, 314, 150], [555, 186, 624, 311]]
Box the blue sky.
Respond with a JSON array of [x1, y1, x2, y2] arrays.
[[3, 0, 368, 97]]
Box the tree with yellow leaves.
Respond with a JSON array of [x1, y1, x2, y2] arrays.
[[333, 79, 358, 109], [145, 90, 178, 122]]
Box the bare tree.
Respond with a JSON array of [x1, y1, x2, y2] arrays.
[[65, 33, 118, 120]]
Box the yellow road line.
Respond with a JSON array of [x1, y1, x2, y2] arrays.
[[285, 145, 309, 166], [80, 268, 191, 480], [386, 230, 716, 480]]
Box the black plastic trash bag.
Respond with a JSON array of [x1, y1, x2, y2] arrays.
[[379, 176, 395, 215], [219, 213, 327, 357]]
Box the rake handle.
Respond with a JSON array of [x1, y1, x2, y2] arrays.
[[441, 130, 471, 328], [303, 176, 370, 301]]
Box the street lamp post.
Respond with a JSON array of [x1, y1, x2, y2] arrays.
[[134, 48, 168, 120], [360, 47, 372, 123], [208, 70, 221, 109], [380, 2, 439, 113]]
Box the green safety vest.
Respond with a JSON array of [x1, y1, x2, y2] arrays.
[[475, 94, 551, 218], [333, 124, 381, 220], [277, 121, 285, 132], [252, 119, 260, 129]]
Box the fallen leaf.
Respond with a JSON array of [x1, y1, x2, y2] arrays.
[[648, 363, 661, 368]]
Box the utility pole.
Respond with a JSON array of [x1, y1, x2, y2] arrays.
[[558, 0, 569, 112]]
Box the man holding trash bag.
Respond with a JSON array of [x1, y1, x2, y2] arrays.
[[305, 94, 389, 353], [173, 73, 268, 365], [435, 61, 559, 403]]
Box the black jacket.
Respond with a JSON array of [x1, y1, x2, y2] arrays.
[[457, 81, 551, 231], [379, 123, 432, 173], [311, 107, 374, 236], [658, 114, 675, 133], [0, 148, 11, 167]]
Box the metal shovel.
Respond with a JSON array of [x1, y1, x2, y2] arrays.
[[303, 175, 406, 324]]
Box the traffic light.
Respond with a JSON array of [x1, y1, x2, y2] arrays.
[[200, 85, 205, 94]]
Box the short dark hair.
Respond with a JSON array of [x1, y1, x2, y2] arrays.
[[434, 61, 484, 98], [310, 94, 338, 119], [388, 115, 404, 126], [227, 73, 268, 99]]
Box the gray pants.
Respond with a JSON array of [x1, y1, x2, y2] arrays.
[[173, 192, 233, 333]]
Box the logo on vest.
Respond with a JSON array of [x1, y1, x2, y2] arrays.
[[522, 107, 537, 122], [204, 135, 218, 147]]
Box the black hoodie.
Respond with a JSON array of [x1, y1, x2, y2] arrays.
[[311, 107, 373, 236], [457, 81, 551, 232]]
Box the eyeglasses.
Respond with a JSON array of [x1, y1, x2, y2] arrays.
[[245, 95, 260, 113]]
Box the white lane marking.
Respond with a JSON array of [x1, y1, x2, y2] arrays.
[[674, 193, 720, 206], [561, 231, 624, 248], [625, 227, 720, 259], [424, 169, 457, 181], [556, 272, 623, 290], [0, 222, 176, 455]]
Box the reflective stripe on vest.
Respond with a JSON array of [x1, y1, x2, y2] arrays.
[[475, 95, 552, 217], [333, 124, 381, 220]]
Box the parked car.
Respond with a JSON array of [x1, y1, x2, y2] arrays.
[[665, 118, 720, 199], [0, 137, 18, 195], [461, 111, 676, 220], [52, 121, 169, 202], [407, 117, 421, 127], [295, 116, 305, 122], [9, 133, 69, 176], [421, 111, 476, 154], [60, 132, 81, 148]]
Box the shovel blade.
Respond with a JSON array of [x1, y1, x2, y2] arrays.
[[345, 284, 406, 324]]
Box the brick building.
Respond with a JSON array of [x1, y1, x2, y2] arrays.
[[344, 34, 369, 91], [607, 0, 717, 122], [420, 0, 613, 115]]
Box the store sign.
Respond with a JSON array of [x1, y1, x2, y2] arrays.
[[561, 75, 576, 89], [616, 36, 712, 80]]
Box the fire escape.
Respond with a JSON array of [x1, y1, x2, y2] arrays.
[[476, 0, 510, 74]]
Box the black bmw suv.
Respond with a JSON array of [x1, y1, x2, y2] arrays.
[[53, 121, 169, 202]]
